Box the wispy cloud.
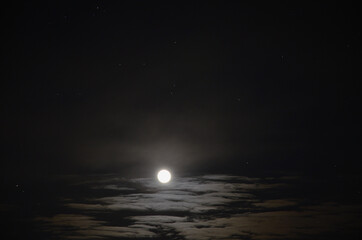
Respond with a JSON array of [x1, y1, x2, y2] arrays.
[[35, 175, 362, 239], [36, 214, 156, 239]]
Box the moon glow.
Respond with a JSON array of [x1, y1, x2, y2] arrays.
[[157, 169, 171, 183]]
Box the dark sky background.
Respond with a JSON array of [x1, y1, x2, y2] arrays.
[[1, 1, 361, 178], [1, 2, 362, 240]]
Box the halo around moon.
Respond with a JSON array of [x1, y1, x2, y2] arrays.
[[157, 169, 171, 183]]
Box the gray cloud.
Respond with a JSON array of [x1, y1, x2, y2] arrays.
[[35, 175, 362, 239], [36, 214, 156, 239]]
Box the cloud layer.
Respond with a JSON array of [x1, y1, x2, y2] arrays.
[[35, 174, 362, 239]]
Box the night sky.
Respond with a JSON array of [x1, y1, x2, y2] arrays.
[[1, 1, 362, 239]]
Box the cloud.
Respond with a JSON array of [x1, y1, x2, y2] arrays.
[[36, 214, 104, 229], [35, 175, 362, 239], [36, 214, 156, 239], [253, 199, 298, 208], [66, 176, 256, 213]]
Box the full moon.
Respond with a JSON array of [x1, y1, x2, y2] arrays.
[[157, 169, 171, 183]]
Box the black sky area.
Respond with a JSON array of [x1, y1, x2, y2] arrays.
[[1, 1, 361, 178]]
